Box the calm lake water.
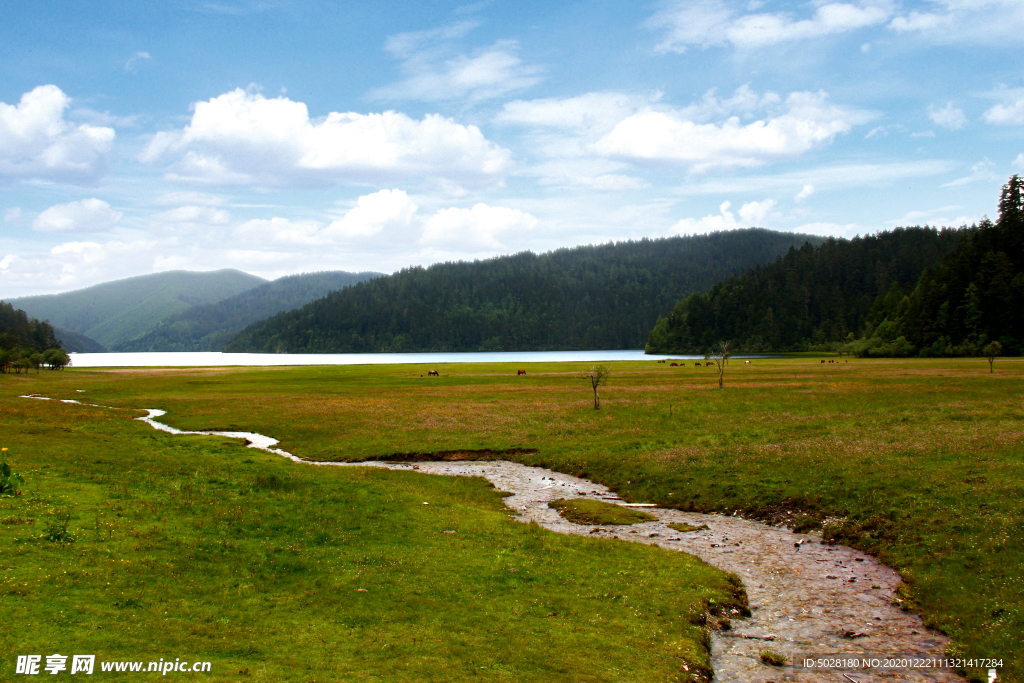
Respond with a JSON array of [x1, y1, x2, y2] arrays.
[[68, 350, 702, 368]]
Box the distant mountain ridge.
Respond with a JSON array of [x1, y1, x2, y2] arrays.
[[225, 229, 825, 354], [119, 271, 382, 351], [9, 269, 267, 349]]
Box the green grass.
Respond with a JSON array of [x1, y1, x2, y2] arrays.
[[0, 382, 741, 682], [2, 355, 1022, 681], [667, 523, 709, 533], [759, 649, 786, 666], [548, 499, 656, 525]]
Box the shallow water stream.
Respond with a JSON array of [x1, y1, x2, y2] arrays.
[[24, 396, 965, 682]]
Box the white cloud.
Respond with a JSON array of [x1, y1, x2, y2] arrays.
[[791, 221, 865, 238], [496, 92, 655, 131], [326, 189, 418, 238], [4, 207, 25, 224], [372, 40, 544, 103], [890, 0, 1024, 44], [383, 21, 479, 59], [983, 90, 1024, 125], [125, 51, 151, 73], [0, 85, 115, 184], [32, 199, 122, 233], [942, 159, 996, 187], [150, 205, 231, 234], [421, 203, 538, 250], [594, 91, 872, 171], [795, 184, 815, 201], [674, 160, 956, 195], [139, 88, 512, 189], [152, 191, 226, 206], [650, 0, 892, 52], [234, 217, 324, 246], [928, 102, 967, 130], [1013, 153, 1024, 170], [670, 198, 777, 233]]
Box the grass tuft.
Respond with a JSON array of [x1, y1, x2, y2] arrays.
[[548, 498, 656, 525]]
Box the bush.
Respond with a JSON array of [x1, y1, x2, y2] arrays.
[[0, 457, 24, 496]]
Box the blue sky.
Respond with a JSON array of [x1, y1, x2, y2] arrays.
[[2, 0, 1023, 296]]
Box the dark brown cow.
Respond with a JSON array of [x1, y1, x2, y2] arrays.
[[670, 362, 678, 366], [428, 370, 440, 376], [517, 369, 527, 375]]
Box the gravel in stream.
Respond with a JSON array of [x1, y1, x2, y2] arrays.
[[345, 460, 965, 683]]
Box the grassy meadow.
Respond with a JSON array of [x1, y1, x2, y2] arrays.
[[1, 356, 1022, 681]]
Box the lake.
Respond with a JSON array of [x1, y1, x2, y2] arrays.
[[67, 350, 702, 368]]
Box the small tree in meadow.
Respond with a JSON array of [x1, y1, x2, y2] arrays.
[[582, 364, 610, 409], [710, 341, 731, 389], [983, 340, 1003, 373]]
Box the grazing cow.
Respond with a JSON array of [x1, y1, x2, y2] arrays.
[[517, 369, 527, 375], [821, 360, 826, 364], [428, 370, 439, 376], [744, 360, 751, 364], [670, 362, 678, 366], [657, 360, 666, 363]]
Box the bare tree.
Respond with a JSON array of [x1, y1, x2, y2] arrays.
[[582, 364, 610, 409], [710, 341, 731, 389]]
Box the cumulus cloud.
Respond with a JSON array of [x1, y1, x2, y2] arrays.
[[32, 199, 122, 233], [0, 85, 115, 184], [372, 39, 544, 103], [421, 203, 538, 250], [795, 184, 815, 201], [670, 198, 777, 233], [139, 88, 512, 189], [983, 90, 1024, 125], [594, 91, 872, 171], [326, 189, 419, 238], [650, 0, 891, 52], [929, 102, 967, 129]]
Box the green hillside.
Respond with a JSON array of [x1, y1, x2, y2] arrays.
[[54, 327, 107, 353], [8, 269, 266, 349], [645, 226, 963, 354], [118, 271, 382, 352], [226, 229, 823, 353]]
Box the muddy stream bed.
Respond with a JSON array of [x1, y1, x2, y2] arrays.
[[25, 397, 965, 682]]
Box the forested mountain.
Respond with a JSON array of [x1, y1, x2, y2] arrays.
[[0, 302, 61, 352], [119, 270, 381, 352], [8, 269, 266, 349], [645, 226, 964, 354], [848, 176, 1024, 357], [225, 229, 822, 353], [54, 328, 107, 353]]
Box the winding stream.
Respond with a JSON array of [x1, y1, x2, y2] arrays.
[[24, 396, 964, 682]]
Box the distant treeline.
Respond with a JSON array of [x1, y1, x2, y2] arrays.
[[646, 176, 1024, 357], [849, 176, 1024, 357], [226, 230, 822, 353], [119, 271, 381, 352], [0, 301, 62, 352], [0, 301, 70, 372]]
